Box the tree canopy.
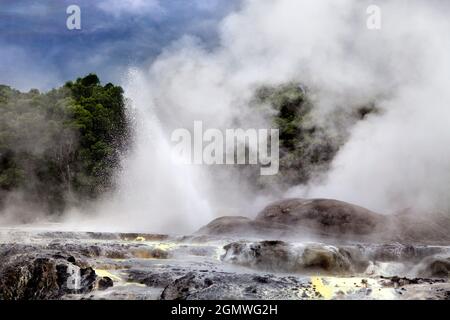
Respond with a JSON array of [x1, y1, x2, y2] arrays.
[[0, 74, 129, 214]]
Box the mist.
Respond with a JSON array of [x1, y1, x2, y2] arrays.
[[55, 0, 450, 233]]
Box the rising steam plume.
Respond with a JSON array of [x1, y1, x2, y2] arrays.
[[63, 0, 450, 234]]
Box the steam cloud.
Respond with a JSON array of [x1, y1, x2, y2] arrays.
[[70, 0, 450, 233]]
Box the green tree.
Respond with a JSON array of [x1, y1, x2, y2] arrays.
[[0, 74, 129, 215]]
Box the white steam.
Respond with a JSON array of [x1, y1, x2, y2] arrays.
[[88, 0, 450, 233]]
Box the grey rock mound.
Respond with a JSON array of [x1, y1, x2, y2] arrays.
[[196, 198, 386, 240], [388, 210, 450, 244], [195, 216, 292, 238], [256, 198, 385, 236]]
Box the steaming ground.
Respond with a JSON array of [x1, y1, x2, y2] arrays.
[[1, 227, 450, 300]]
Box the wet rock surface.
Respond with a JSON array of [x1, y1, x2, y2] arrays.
[[160, 271, 309, 300], [221, 240, 369, 274], [0, 245, 97, 299], [0, 226, 449, 300]]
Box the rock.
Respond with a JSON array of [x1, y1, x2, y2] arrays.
[[380, 276, 445, 287], [161, 272, 212, 300], [80, 267, 97, 292], [194, 216, 291, 238], [196, 198, 450, 243], [0, 245, 97, 299], [255, 198, 385, 237], [160, 271, 306, 300], [67, 256, 76, 264], [417, 255, 450, 278], [128, 269, 185, 288], [301, 245, 353, 273], [388, 209, 450, 244], [131, 248, 169, 259], [1, 228, 449, 300], [222, 240, 300, 272], [195, 198, 387, 240], [221, 240, 369, 275], [98, 277, 114, 290], [0, 257, 60, 300], [367, 243, 444, 262]]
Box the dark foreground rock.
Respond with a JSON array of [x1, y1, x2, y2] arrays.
[[160, 271, 310, 300], [0, 246, 97, 299], [98, 277, 114, 290]]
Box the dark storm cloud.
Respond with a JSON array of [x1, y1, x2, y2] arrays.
[[0, 0, 239, 90]]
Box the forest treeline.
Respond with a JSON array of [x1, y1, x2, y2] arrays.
[[0, 74, 129, 214]]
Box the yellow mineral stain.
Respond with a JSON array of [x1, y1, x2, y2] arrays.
[[309, 276, 397, 300], [311, 276, 334, 299], [94, 269, 122, 282], [153, 242, 177, 251], [123, 282, 147, 287], [135, 236, 145, 242]]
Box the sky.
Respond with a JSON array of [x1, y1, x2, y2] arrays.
[[0, 0, 239, 91]]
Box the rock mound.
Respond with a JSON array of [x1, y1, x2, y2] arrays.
[[195, 216, 292, 238], [388, 209, 450, 244], [256, 198, 385, 236], [417, 255, 450, 278], [196, 198, 386, 240]]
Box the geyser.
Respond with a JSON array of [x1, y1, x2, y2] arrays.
[[89, 0, 450, 233], [171, 121, 279, 175]]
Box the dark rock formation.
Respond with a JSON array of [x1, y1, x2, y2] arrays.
[[0, 245, 97, 300], [222, 240, 300, 272], [221, 240, 369, 275], [128, 269, 188, 288], [417, 255, 450, 278], [98, 277, 114, 290], [160, 271, 308, 300], [301, 245, 357, 273], [161, 272, 210, 300]]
